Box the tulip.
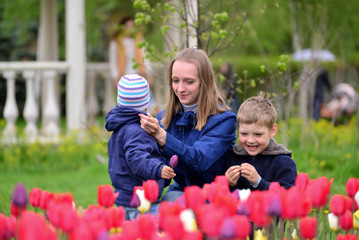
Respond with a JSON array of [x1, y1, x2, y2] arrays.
[[163, 214, 185, 240], [130, 192, 141, 208], [198, 206, 225, 238], [300, 217, 317, 239], [306, 177, 332, 208], [215, 175, 229, 188], [231, 215, 251, 240], [137, 214, 157, 240], [237, 202, 250, 216], [232, 189, 240, 200], [17, 211, 57, 240], [337, 234, 358, 240], [70, 220, 94, 240], [143, 180, 159, 202], [346, 197, 358, 212], [220, 218, 236, 239], [29, 188, 42, 208], [11, 201, 26, 218], [246, 191, 272, 227], [354, 191, 359, 208], [338, 210, 353, 231], [239, 189, 251, 202], [0, 213, 10, 240], [295, 172, 310, 191], [39, 190, 55, 210], [170, 155, 178, 168], [158, 201, 185, 231], [97, 185, 119, 208], [180, 209, 197, 232], [47, 201, 79, 233], [183, 231, 203, 240], [281, 186, 311, 219], [328, 213, 339, 231], [346, 178, 359, 198], [136, 189, 151, 214], [353, 210, 359, 229], [184, 186, 206, 210], [267, 195, 282, 217], [11, 183, 28, 208], [107, 206, 125, 229], [330, 194, 347, 216]]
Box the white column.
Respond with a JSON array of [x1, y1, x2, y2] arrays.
[[37, 0, 59, 126], [86, 70, 99, 126], [185, 0, 198, 48], [23, 70, 39, 141], [2, 71, 18, 144], [103, 71, 115, 115], [66, 0, 86, 130], [42, 70, 60, 142]]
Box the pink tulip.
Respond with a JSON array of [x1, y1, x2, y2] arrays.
[[17, 211, 57, 240], [281, 186, 311, 219], [337, 234, 358, 240], [170, 155, 178, 168], [158, 201, 185, 231], [97, 185, 119, 208], [330, 194, 347, 216], [143, 180, 159, 202], [137, 214, 157, 240], [29, 188, 42, 208], [231, 215, 251, 240], [306, 177, 333, 208], [295, 172, 310, 191], [39, 190, 55, 210], [346, 178, 359, 198], [47, 201, 79, 233], [339, 210, 353, 231], [213, 192, 238, 217], [184, 185, 206, 210], [246, 191, 272, 227], [107, 206, 125, 228], [215, 175, 229, 188], [197, 204, 225, 238], [300, 217, 317, 239]]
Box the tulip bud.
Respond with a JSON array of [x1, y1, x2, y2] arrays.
[[170, 155, 178, 168], [130, 193, 141, 208], [12, 183, 28, 208], [328, 212, 339, 231]]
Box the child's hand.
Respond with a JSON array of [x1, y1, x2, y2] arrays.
[[239, 163, 259, 185], [225, 165, 241, 187], [161, 166, 176, 179]]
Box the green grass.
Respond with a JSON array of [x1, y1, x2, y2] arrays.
[[0, 159, 111, 216]]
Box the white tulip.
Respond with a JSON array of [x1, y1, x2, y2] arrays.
[[328, 212, 339, 231], [180, 209, 197, 232], [239, 189, 251, 202], [136, 189, 151, 214]]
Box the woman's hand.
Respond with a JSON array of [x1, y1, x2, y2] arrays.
[[225, 165, 241, 187], [139, 113, 167, 147]]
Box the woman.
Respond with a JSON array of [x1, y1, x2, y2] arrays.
[[139, 48, 236, 201]]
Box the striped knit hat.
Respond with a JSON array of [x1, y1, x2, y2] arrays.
[[117, 74, 150, 111]]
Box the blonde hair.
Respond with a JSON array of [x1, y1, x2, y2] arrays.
[[161, 48, 229, 130], [237, 96, 277, 129]]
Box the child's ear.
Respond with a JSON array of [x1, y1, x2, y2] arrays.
[[270, 123, 278, 138]]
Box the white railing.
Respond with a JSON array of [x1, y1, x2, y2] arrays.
[[0, 61, 113, 144]]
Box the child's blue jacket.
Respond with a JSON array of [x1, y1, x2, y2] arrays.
[[105, 106, 167, 207], [157, 108, 236, 190]]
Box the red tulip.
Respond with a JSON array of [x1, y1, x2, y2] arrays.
[[339, 210, 353, 231], [47, 201, 79, 233], [183, 231, 204, 240], [337, 234, 358, 240], [170, 155, 178, 168], [0, 213, 10, 240], [143, 180, 159, 202], [214, 175, 229, 188], [197, 205, 225, 238], [346, 197, 358, 212], [97, 185, 119, 208], [231, 215, 251, 240], [29, 188, 42, 208], [158, 201, 185, 231], [346, 178, 359, 198], [137, 214, 158, 240], [120, 219, 141, 240], [300, 217, 317, 239], [56, 192, 74, 205], [213, 193, 238, 217], [107, 206, 125, 228], [246, 191, 272, 227], [184, 186, 206, 210], [295, 172, 310, 191], [11, 201, 26, 218], [70, 221, 93, 240], [330, 194, 348, 216], [39, 190, 55, 210], [306, 177, 332, 208], [281, 186, 311, 219], [7, 215, 16, 239], [17, 211, 57, 240]]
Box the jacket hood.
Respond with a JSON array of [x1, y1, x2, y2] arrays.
[[105, 106, 145, 132], [233, 138, 291, 156]]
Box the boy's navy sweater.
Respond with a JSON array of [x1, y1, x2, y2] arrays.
[[105, 106, 168, 207], [224, 138, 297, 191]]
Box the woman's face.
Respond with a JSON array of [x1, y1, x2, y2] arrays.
[[171, 60, 201, 106]]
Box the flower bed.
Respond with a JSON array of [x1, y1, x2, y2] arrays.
[[0, 175, 358, 240]]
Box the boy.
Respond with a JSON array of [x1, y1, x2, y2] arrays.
[[224, 96, 297, 191], [105, 74, 175, 219]]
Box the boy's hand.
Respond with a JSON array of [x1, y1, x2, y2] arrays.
[[239, 163, 259, 185], [161, 166, 176, 179], [225, 165, 241, 187]]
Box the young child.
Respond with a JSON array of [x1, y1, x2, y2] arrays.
[[224, 96, 297, 191], [105, 74, 175, 219]]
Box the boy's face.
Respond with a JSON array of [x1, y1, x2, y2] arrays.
[[238, 122, 278, 156]]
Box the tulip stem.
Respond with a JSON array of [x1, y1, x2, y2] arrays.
[[278, 218, 284, 240]]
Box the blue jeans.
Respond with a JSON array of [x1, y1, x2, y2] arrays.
[[122, 203, 159, 220], [161, 181, 185, 202]]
